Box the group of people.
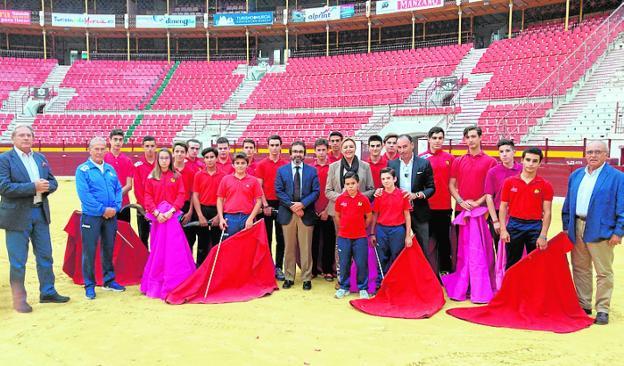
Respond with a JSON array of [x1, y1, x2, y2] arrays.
[[0, 124, 620, 327]]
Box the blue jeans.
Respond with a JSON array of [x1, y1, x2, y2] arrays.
[[506, 217, 542, 269], [224, 213, 250, 237], [81, 214, 117, 288], [5, 207, 56, 295], [337, 236, 368, 291], [375, 224, 406, 288]]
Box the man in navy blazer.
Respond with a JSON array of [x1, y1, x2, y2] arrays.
[[387, 134, 436, 270], [275, 141, 320, 291], [0, 125, 70, 313], [562, 140, 624, 325]]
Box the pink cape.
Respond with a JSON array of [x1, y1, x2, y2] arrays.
[[349, 243, 379, 293], [166, 219, 278, 304], [63, 210, 148, 286], [140, 202, 196, 300], [447, 232, 594, 333], [350, 237, 445, 319], [441, 207, 495, 303]]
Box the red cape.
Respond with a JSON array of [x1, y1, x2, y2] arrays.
[[350, 237, 445, 319], [447, 232, 594, 333], [63, 211, 149, 286], [166, 220, 278, 304]]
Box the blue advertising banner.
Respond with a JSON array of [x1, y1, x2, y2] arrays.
[[213, 12, 274, 27], [292, 5, 355, 23], [136, 15, 196, 28]]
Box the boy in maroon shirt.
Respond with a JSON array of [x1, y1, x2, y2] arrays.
[[334, 172, 373, 299], [499, 147, 553, 269], [311, 138, 336, 280]]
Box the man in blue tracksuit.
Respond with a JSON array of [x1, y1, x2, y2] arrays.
[[76, 136, 125, 300]]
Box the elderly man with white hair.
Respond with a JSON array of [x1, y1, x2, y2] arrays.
[[562, 140, 624, 325], [75, 136, 125, 300], [0, 125, 70, 312]]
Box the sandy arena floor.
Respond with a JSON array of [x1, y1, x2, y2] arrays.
[[0, 178, 622, 365]]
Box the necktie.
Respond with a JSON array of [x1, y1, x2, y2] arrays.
[[294, 166, 301, 202]]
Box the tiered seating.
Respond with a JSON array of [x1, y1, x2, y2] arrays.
[[0, 57, 56, 105], [393, 106, 461, 116], [62, 61, 170, 110], [244, 44, 471, 108], [211, 113, 237, 120], [152, 61, 243, 110], [131, 114, 192, 144], [474, 16, 617, 99], [32, 114, 135, 145], [238, 111, 372, 145], [477, 102, 552, 142], [0, 114, 14, 134]]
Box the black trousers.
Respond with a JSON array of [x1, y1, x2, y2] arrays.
[[487, 210, 500, 252], [116, 207, 130, 223], [311, 215, 336, 275], [182, 201, 199, 253], [195, 205, 222, 267], [264, 199, 285, 269], [137, 211, 150, 250], [429, 209, 453, 273], [506, 217, 541, 269]]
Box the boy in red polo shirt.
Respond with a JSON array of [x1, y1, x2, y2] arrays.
[[499, 147, 553, 269], [370, 167, 412, 290], [104, 129, 133, 222], [366, 134, 387, 189], [242, 138, 258, 176], [256, 134, 289, 280], [217, 152, 263, 237], [312, 138, 336, 280], [133, 135, 157, 248], [192, 147, 225, 266], [215, 137, 234, 175], [334, 171, 373, 299]]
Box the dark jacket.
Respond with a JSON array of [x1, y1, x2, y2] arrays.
[[388, 154, 435, 222], [275, 162, 320, 226]]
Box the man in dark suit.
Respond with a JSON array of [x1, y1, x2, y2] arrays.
[[562, 140, 624, 325], [387, 134, 436, 271], [0, 125, 70, 313], [275, 141, 320, 291]]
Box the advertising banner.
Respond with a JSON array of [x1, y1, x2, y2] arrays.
[[375, 0, 444, 15], [0, 10, 31, 25], [136, 14, 196, 28], [213, 12, 274, 27], [51, 13, 115, 28], [291, 4, 355, 23]]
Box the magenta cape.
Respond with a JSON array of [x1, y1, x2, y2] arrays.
[[350, 237, 445, 319], [140, 202, 196, 300], [166, 219, 278, 304], [63, 210, 148, 286], [447, 232, 594, 333], [441, 207, 495, 303]]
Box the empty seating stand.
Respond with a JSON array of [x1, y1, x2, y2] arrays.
[[131, 114, 193, 144], [393, 106, 461, 116], [152, 61, 244, 110], [477, 102, 552, 142], [62, 61, 170, 110], [0, 57, 56, 105], [0, 114, 14, 134], [244, 44, 471, 109], [32, 114, 135, 145]]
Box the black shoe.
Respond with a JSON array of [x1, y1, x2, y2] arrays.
[[282, 280, 294, 289], [583, 308, 592, 315], [40, 293, 71, 303], [594, 312, 609, 325], [303, 281, 312, 291]]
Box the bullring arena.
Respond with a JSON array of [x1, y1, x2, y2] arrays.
[[0, 0, 624, 364]]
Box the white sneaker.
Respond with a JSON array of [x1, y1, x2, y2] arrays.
[[334, 289, 349, 299], [359, 290, 370, 299]]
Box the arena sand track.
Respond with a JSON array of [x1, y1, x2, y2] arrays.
[[0, 178, 622, 365]]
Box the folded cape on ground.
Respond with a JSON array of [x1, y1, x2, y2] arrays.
[[447, 232, 594, 333], [63, 210, 148, 286], [166, 219, 278, 304], [350, 237, 445, 319], [141, 202, 196, 300]]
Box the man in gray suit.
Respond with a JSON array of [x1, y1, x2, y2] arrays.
[[0, 125, 70, 313]]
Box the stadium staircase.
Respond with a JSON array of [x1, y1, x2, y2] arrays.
[[0, 115, 35, 143], [221, 79, 262, 112], [525, 39, 624, 144], [44, 65, 76, 113], [223, 109, 256, 143], [0, 87, 29, 114]]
